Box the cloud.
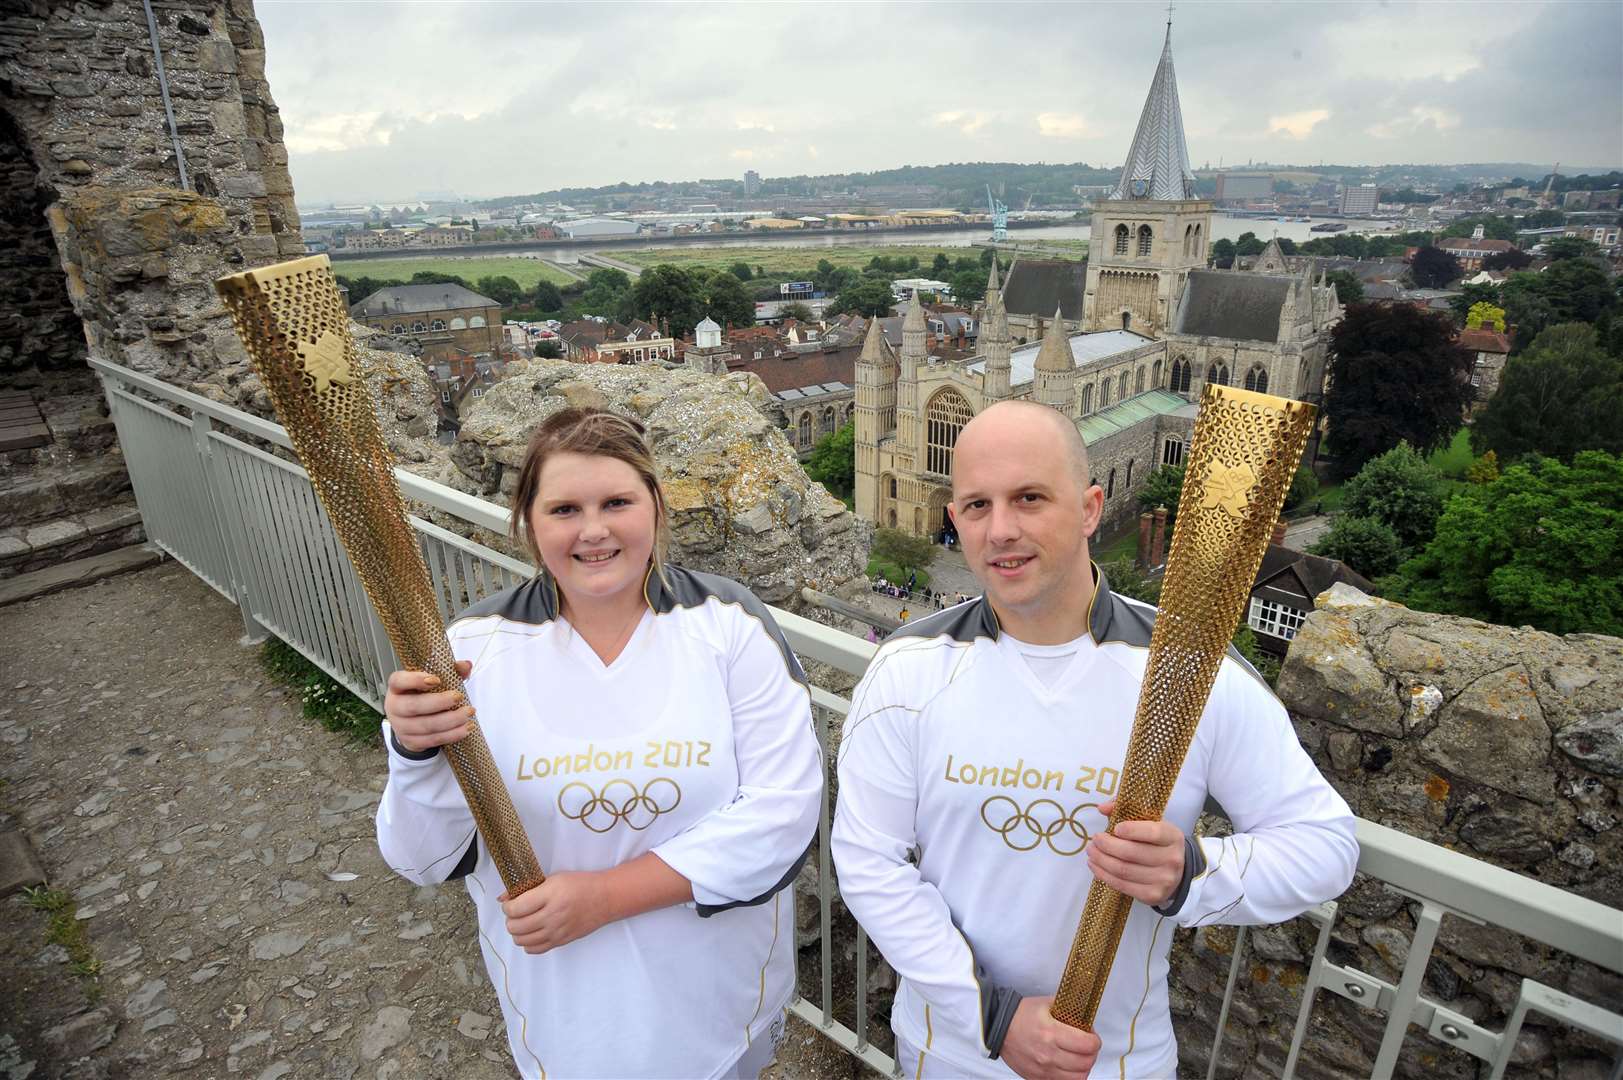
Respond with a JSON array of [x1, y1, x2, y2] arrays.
[[282, 111, 391, 154], [729, 149, 756, 161], [1036, 112, 1088, 138], [933, 111, 990, 135], [1268, 109, 1330, 140], [735, 117, 777, 134], [1366, 105, 1462, 139], [806, 144, 820, 159]]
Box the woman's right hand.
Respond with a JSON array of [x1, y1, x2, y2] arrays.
[[385, 660, 475, 753]]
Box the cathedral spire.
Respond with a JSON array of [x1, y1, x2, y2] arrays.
[[859, 311, 891, 366], [1033, 306, 1076, 412], [1109, 22, 1197, 201], [985, 256, 1002, 304]]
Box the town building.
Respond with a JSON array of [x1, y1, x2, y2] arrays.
[[853, 24, 1342, 538], [1458, 325, 1513, 405], [683, 317, 738, 375], [559, 318, 675, 363], [1437, 228, 1518, 271], [557, 217, 640, 239], [350, 283, 502, 363], [1248, 545, 1375, 656], [744, 169, 762, 195], [1339, 184, 1379, 216]]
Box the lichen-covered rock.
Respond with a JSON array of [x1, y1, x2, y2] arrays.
[[406, 358, 867, 608]]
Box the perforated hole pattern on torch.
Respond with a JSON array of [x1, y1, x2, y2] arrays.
[[216, 255, 544, 895]]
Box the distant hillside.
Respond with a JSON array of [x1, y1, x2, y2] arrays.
[[476, 161, 1621, 213]]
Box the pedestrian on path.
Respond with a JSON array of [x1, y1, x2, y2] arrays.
[[376, 408, 821, 1079]]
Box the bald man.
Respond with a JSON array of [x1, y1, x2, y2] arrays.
[[832, 401, 1356, 1080]]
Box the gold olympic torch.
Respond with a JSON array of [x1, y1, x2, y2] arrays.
[[215, 254, 545, 897], [1051, 384, 1315, 1030]]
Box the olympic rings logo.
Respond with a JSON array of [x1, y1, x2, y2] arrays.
[[978, 796, 1099, 856], [557, 777, 683, 833]]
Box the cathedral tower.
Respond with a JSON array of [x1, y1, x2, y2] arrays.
[[980, 259, 1013, 402], [853, 314, 897, 521], [1082, 21, 1212, 337], [895, 290, 928, 473]]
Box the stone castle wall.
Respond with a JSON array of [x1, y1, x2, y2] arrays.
[[1, 0, 301, 395], [1170, 585, 1622, 1080]]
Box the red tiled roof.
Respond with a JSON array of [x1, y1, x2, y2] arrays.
[[1457, 327, 1512, 353], [732, 346, 859, 394]]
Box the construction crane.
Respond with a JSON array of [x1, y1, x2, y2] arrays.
[[987, 184, 1008, 242]]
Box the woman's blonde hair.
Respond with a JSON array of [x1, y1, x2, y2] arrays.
[[508, 407, 671, 583]]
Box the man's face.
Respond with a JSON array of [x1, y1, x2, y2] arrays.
[[949, 412, 1103, 637]]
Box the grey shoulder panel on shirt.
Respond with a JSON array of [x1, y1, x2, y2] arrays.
[[451, 574, 559, 627], [651, 565, 808, 685], [886, 596, 998, 644]]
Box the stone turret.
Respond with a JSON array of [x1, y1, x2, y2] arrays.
[[980, 260, 1012, 401], [1032, 306, 1076, 413], [853, 314, 898, 520]]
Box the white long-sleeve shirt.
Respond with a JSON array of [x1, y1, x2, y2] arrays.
[[832, 570, 1357, 1079], [377, 566, 822, 1079]]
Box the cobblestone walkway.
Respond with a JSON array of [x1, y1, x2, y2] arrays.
[[0, 562, 516, 1079], [0, 562, 862, 1080]]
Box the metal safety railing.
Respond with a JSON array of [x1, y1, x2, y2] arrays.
[[91, 357, 1623, 1080]]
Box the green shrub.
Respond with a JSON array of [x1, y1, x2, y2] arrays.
[[261, 638, 381, 743]]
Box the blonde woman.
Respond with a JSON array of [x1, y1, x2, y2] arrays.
[[377, 407, 821, 1079]]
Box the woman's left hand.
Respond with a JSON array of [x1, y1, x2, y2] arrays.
[[500, 872, 613, 955]]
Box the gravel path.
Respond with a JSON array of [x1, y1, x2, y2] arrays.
[[0, 561, 863, 1080]]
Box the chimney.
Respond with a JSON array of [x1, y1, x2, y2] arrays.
[[1150, 506, 1169, 568], [1137, 511, 1154, 569], [1271, 519, 1288, 547]]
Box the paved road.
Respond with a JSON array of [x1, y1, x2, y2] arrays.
[[0, 562, 866, 1080]]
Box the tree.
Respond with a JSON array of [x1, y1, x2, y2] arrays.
[[1210, 238, 1236, 266], [931, 253, 952, 276], [699, 269, 756, 333], [1324, 270, 1364, 305], [533, 339, 563, 359], [1499, 261, 1618, 349], [804, 421, 855, 500], [1235, 231, 1266, 257], [1465, 302, 1507, 332], [1135, 464, 1185, 530], [334, 274, 399, 306], [530, 279, 564, 313], [949, 268, 986, 306], [579, 267, 632, 315], [1465, 450, 1499, 486], [1322, 303, 1476, 479], [474, 275, 523, 307], [1409, 245, 1462, 288], [410, 270, 470, 287], [1471, 324, 1623, 463], [1543, 235, 1600, 261], [1341, 443, 1445, 549], [1482, 248, 1532, 271], [729, 262, 753, 281], [871, 527, 938, 578], [1448, 281, 1502, 325], [829, 278, 897, 318], [1442, 215, 1517, 242], [1387, 451, 1623, 636], [1310, 515, 1406, 579], [625, 265, 700, 335], [1284, 465, 1320, 512]]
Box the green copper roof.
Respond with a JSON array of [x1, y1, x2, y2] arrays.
[[1077, 388, 1190, 445]]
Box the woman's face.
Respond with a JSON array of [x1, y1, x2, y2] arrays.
[[528, 452, 658, 610]]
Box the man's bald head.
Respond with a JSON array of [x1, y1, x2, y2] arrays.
[[952, 399, 1090, 495]]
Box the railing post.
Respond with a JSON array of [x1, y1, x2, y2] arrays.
[[191, 411, 265, 644], [1370, 899, 1446, 1080]]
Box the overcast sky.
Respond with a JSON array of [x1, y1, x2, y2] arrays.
[[257, 1, 1623, 207]]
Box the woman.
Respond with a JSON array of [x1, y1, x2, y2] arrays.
[[376, 407, 822, 1079]]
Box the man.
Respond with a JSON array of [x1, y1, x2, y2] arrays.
[[832, 401, 1357, 1079]]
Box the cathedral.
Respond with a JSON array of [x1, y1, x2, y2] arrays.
[[854, 25, 1343, 537]]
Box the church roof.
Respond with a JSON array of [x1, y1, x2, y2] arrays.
[[1077, 389, 1193, 446], [1173, 271, 1293, 342], [967, 328, 1153, 386], [1109, 25, 1197, 202], [1001, 257, 1086, 320], [902, 290, 926, 333], [858, 313, 892, 366]]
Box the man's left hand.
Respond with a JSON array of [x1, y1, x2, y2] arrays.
[[1086, 799, 1184, 907]]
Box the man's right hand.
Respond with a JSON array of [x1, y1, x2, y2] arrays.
[[384, 660, 474, 753], [1000, 996, 1101, 1080]]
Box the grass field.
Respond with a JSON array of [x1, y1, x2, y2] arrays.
[[1427, 428, 1475, 478], [613, 244, 987, 275], [328, 254, 576, 288]]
